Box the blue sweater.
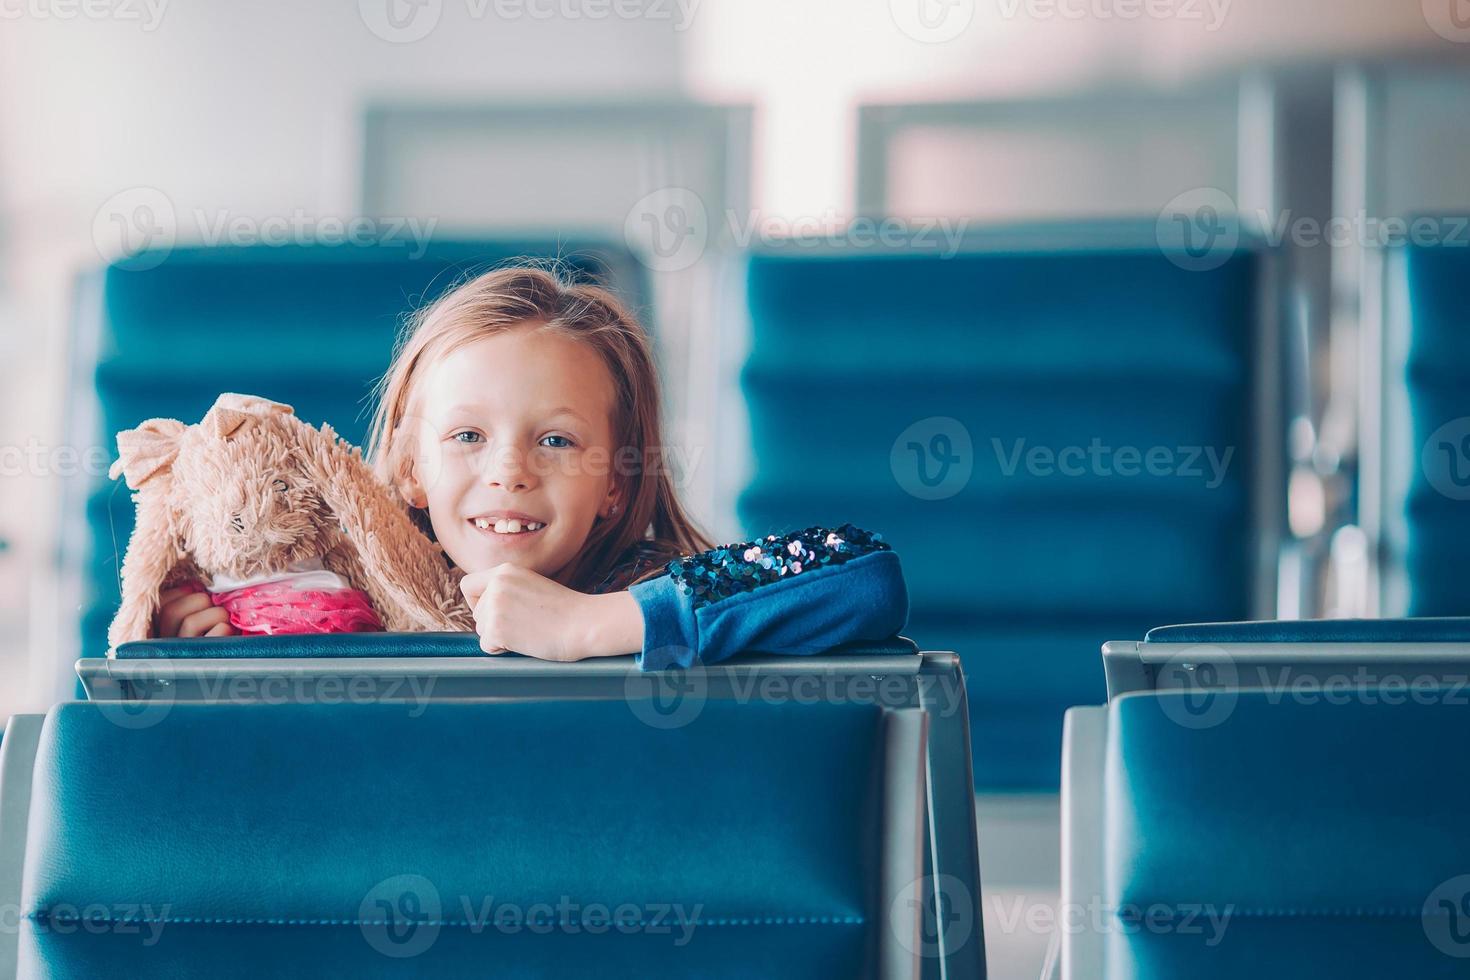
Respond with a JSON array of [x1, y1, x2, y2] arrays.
[[613, 524, 909, 670]]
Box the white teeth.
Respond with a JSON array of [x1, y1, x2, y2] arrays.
[[474, 518, 545, 534]]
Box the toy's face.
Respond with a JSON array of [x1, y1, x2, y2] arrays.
[[176, 427, 330, 578]]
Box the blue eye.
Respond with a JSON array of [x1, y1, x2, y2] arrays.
[[540, 435, 573, 449], [452, 431, 484, 445]]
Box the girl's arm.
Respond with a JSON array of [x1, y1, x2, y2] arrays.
[[626, 523, 909, 670]]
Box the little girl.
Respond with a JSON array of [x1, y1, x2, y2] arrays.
[[152, 265, 909, 669]]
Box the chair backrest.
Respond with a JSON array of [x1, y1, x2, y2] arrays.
[[11, 691, 945, 978], [1372, 237, 1470, 616], [45, 641, 987, 979], [739, 225, 1282, 788], [1102, 617, 1470, 698], [59, 240, 645, 667], [1061, 690, 1470, 978]]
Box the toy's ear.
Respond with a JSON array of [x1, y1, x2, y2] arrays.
[[204, 393, 294, 440], [109, 418, 187, 489], [300, 423, 473, 631], [107, 490, 200, 650]]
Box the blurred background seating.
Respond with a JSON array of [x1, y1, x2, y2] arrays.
[[739, 232, 1278, 788]]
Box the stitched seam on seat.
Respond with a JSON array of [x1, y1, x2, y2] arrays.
[[1114, 907, 1439, 919], [27, 911, 867, 928]]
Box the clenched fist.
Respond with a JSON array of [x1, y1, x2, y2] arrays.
[[459, 563, 645, 662]]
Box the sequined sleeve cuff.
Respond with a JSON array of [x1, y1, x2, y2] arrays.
[[626, 523, 908, 670]]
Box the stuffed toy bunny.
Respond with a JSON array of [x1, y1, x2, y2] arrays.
[[106, 392, 473, 651]]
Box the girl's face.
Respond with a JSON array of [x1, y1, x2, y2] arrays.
[[405, 322, 621, 582]]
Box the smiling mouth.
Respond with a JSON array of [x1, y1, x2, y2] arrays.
[[469, 517, 548, 537]]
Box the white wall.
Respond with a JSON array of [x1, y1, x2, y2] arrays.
[[682, 0, 1448, 217]]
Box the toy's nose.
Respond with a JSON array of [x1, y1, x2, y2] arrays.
[[229, 514, 245, 532]]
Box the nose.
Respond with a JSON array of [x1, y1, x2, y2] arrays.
[[480, 442, 536, 492]]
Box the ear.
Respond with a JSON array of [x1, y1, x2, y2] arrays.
[[383, 435, 429, 510], [204, 393, 294, 440], [298, 422, 473, 631], [389, 413, 441, 511], [107, 490, 199, 650], [110, 418, 187, 489], [600, 481, 624, 520]]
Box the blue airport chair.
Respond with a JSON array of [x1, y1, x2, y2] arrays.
[[1101, 617, 1470, 698], [1375, 238, 1470, 615], [4, 641, 986, 979], [58, 241, 646, 667], [738, 226, 1283, 789], [1059, 688, 1470, 978]]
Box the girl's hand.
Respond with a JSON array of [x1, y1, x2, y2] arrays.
[[459, 564, 644, 661], [154, 584, 238, 638]]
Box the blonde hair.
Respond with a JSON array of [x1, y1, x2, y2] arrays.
[[364, 263, 714, 592]]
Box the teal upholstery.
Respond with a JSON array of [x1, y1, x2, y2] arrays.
[[1400, 242, 1470, 615], [1100, 691, 1470, 977], [66, 241, 644, 661], [20, 699, 888, 977], [740, 239, 1273, 788]]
